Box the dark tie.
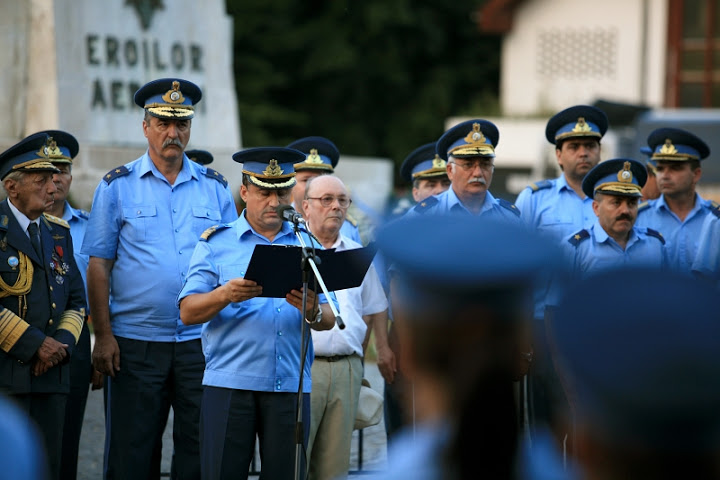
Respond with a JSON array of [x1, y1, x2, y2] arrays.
[[27, 222, 42, 258]]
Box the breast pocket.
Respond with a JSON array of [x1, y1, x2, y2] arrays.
[[0, 257, 21, 292], [218, 264, 246, 285], [122, 205, 158, 242], [192, 206, 222, 236]]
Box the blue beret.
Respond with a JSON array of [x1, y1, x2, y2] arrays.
[[186, 149, 213, 165], [581, 158, 647, 199], [551, 269, 720, 450], [134, 78, 202, 119], [286, 136, 339, 172], [376, 214, 560, 310], [233, 147, 304, 190], [647, 127, 710, 162], [400, 143, 448, 183], [0, 131, 72, 180], [436, 119, 499, 161], [545, 105, 608, 145]]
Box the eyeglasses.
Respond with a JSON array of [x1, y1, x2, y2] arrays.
[[451, 159, 494, 171], [306, 196, 352, 208]]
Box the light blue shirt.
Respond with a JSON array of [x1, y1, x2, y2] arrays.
[[635, 193, 714, 273], [566, 220, 668, 277], [515, 176, 594, 318], [404, 187, 522, 223], [62, 202, 89, 292], [81, 152, 237, 342], [177, 212, 338, 393], [691, 212, 720, 283]]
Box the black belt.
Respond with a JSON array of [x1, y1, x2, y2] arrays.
[[315, 354, 350, 362]]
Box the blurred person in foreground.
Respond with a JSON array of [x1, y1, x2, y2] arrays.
[[549, 269, 720, 479], [373, 214, 561, 480]]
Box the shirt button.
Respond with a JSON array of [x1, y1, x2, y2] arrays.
[[276, 385, 281, 390], [277, 355, 282, 360], [137, 210, 141, 215], [181, 272, 186, 276], [51, 303, 56, 309], [179, 251, 183, 254], [175, 228, 179, 233], [173, 208, 177, 213], [278, 331, 283, 336], [48, 319, 54, 325], [49, 286, 53, 292], [276, 307, 281, 313]]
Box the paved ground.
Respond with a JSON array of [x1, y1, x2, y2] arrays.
[[77, 361, 388, 479]]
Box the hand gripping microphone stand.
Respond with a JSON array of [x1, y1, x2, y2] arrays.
[[283, 209, 344, 480]]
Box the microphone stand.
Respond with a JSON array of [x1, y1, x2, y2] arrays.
[[291, 220, 343, 480]]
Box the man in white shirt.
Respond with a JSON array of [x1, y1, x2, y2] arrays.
[[302, 174, 389, 480]]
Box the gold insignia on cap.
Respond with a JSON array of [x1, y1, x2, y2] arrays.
[[432, 155, 446, 169], [263, 159, 284, 177], [464, 123, 486, 145], [40, 138, 61, 158], [617, 161, 633, 183], [660, 138, 678, 155], [572, 117, 592, 134], [306, 148, 324, 164], [162, 81, 186, 104]]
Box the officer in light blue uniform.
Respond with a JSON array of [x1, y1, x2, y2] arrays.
[[550, 269, 720, 478], [186, 148, 214, 165], [374, 214, 565, 480], [405, 119, 521, 221], [565, 159, 668, 277], [286, 136, 362, 243], [635, 128, 718, 273], [178, 147, 338, 480], [400, 143, 451, 204], [691, 211, 720, 285], [81, 78, 238, 480]]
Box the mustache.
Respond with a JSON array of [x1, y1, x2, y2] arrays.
[[162, 138, 185, 148], [615, 214, 633, 222], [468, 177, 486, 185]]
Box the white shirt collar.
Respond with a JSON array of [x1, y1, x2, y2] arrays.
[[6, 199, 38, 237]]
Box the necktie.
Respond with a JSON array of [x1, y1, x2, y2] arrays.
[[27, 222, 42, 258]]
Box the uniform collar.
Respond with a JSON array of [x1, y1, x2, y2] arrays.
[[6, 198, 37, 234], [592, 218, 640, 248], [656, 193, 709, 219], [61, 201, 83, 223], [446, 187, 496, 215], [237, 209, 294, 242], [138, 151, 198, 184]]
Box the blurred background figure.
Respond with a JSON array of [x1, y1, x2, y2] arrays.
[[639, 146, 660, 201], [550, 269, 720, 479], [0, 394, 49, 480], [374, 214, 561, 480], [399, 143, 451, 204], [186, 149, 214, 165]]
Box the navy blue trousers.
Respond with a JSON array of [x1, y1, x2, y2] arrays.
[[201, 387, 310, 480], [104, 337, 204, 480]]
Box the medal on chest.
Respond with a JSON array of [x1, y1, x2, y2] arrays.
[[49, 246, 69, 284]]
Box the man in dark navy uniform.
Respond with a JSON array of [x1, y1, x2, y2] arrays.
[[0, 131, 87, 480]]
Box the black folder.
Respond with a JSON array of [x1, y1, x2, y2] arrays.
[[244, 242, 377, 298]]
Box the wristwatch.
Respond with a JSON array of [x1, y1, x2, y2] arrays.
[[313, 308, 323, 324]]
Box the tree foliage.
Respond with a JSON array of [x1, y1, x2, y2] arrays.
[[226, 0, 500, 183]]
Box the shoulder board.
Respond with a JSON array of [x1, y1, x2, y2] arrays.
[[709, 201, 720, 218], [345, 213, 358, 227], [413, 195, 439, 214], [568, 229, 590, 247], [103, 166, 130, 184], [529, 179, 553, 193], [200, 224, 229, 241], [42, 213, 70, 229], [204, 167, 228, 187], [645, 228, 665, 244], [638, 201, 650, 212], [0, 215, 8, 231], [497, 198, 521, 217]]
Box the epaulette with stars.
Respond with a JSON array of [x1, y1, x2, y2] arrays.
[[42, 213, 70, 229], [645, 228, 665, 244], [413, 195, 439, 214], [200, 224, 229, 241], [638, 201, 651, 212], [568, 229, 590, 247], [103, 166, 130, 184], [497, 198, 521, 217], [528, 179, 553, 193], [709, 201, 720, 218], [204, 167, 228, 187]]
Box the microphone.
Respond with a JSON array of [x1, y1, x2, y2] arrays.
[[276, 204, 305, 225]]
